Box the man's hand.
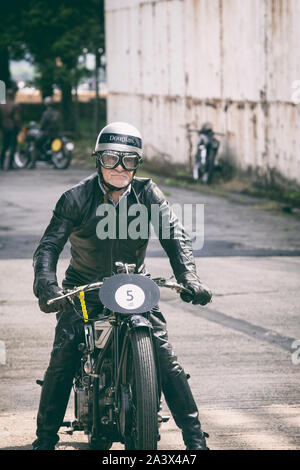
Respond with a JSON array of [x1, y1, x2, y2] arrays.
[[38, 283, 70, 313], [178, 272, 212, 306]]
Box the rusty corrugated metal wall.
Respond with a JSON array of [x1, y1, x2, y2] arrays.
[[105, 0, 300, 183]]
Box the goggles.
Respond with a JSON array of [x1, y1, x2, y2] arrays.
[[94, 150, 142, 171]]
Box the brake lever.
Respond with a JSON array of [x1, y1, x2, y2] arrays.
[[47, 289, 74, 305], [152, 277, 193, 295], [47, 282, 103, 306]]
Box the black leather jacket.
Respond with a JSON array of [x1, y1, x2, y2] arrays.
[[33, 173, 197, 305], [40, 107, 62, 137]]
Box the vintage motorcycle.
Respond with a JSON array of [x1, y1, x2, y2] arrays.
[[44, 261, 193, 450], [14, 121, 73, 170], [188, 123, 224, 184]]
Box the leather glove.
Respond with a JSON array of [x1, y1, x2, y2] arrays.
[[178, 272, 212, 306], [37, 281, 70, 313]]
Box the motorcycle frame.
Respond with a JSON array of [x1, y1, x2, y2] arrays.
[[79, 310, 162, 445], [52, 269, 192, 443]]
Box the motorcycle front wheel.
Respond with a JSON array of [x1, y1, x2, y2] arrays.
[[13, 148, 31, 169], [204, 148, 217, 184], [121, 328, 159, 450], [192, 161, 201, 181], [51, 149, 72, 169]]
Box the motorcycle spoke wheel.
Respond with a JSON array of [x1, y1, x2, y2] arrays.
[[52, 150, 72, 169], [14, 150, 31, 169], [122, 328, 158, 450]]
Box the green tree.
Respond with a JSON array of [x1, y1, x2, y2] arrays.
[[0, 0, 28, 88], [0, 0, 105, 131], [21, 0, 105, 131]]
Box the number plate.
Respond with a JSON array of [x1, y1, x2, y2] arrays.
[[99, 274, 160, 314]]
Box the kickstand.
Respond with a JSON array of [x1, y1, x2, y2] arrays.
[[60, 420, 83, 435]]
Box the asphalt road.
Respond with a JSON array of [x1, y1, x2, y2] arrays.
[[0, 166, 300, 450]]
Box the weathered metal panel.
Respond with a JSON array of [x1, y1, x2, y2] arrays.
[[267, 0, 300, 102], [164, 1, 186, 97], [108, 93, 142, 127], [105, 0, 300, 183], [139, 2, 156, 96], [224, 101, 267, 171], [106, 6, 139, 94], [141, 96, 187, 163], [105, 0, 140, 12], [222, 0, 266, 101], [183, 0, 221, 99], [267, 103, 300, 181], [139, 1, 170, 96], [142, 0, 185, 97]]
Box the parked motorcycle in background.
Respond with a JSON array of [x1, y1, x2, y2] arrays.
[[188, 123, 224, 184], [14, 121, 74, 170]]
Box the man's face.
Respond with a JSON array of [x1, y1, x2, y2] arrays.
[[101, 164, 134, 190]]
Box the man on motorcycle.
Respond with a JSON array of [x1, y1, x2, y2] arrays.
[[32, 122, 212, 451], [32, 96, 62, 167]]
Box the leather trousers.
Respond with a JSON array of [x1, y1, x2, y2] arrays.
[[34, 305, 206, 448]]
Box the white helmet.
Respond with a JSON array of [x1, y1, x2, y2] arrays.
[[94, 121, 143, 157]]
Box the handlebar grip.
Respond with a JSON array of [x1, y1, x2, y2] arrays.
[[180, 291, 194, 302], [179, 286, 193, 296], [47, 297, 60, 306]]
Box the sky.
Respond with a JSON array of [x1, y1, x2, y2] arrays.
[[10, 54, 98, 85]]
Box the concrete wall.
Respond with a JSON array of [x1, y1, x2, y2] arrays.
[[105, 0, 300, 183]]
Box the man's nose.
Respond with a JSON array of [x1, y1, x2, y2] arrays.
[[115, 164, 124, 172]]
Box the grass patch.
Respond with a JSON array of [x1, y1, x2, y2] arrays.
[[250, 201, 282, 211], [135, 165, 300, 215]]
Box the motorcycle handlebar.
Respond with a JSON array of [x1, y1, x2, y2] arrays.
[[187, 129, 225, 137], [47, 277, 192, 305]]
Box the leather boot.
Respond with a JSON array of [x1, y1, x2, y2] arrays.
[[150, 307, 209, 450], [33, 368, 74, 447], [162, 369, 209, 450], [32, 312, 84, 448], [32, 438, 56, 450]]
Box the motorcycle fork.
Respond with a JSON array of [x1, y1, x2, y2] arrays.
[[116, 314, 162, 412], [116, 315, 168, 440]]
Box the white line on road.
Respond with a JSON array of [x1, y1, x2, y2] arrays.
[[0, 340, 6, 365]]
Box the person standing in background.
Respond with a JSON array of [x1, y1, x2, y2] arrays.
[[0, 88, 21, 170]]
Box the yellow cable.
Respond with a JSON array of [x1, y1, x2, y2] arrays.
[[79, 290, 89, 323]]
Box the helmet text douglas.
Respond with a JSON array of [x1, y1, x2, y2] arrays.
[[108, 134, 138, 146], [94, 122, 143, 157]]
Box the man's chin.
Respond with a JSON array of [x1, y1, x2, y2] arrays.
[[109, 176, 130, 186], [110, 177, 130, 185]]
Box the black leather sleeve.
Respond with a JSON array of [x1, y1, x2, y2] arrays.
[[33, 192, 80, 298], [144, 181, 197, 281]]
